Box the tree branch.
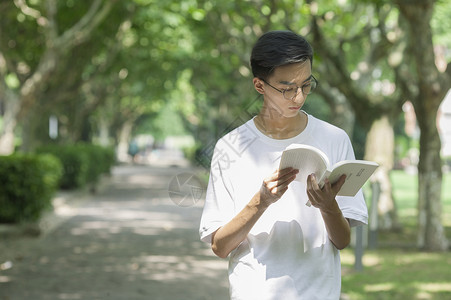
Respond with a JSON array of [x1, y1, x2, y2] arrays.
[[13, 0, 48, 26], [44, 0, 58, 42], [56, 0, 116, 49], [310, 15, 384, 128], [0, 52, 9, 96], [0, 48, 17, 78], [446, 62, 451, 82]]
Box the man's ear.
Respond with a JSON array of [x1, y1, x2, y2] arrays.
[[253, 78, 265, 95]]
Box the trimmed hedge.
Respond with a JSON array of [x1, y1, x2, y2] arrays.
[[36, 144, 116, 190], [36, 145, 89, 189], [0, 153, 63, 223], [76, 143, 115, 184]]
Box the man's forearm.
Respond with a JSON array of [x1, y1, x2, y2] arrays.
[[211, 191, 269, 258], [320, 201, 351, 250], [211, 168, 298, 258]]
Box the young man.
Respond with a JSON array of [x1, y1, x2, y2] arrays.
[[199, 30, 368, 300]]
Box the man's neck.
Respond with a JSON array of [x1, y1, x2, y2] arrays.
[[254, 110, 307, 140]]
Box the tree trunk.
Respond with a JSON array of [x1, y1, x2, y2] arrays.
[[0, 93, 20, 154], [397, 0, 450, 251], [364, 114, 401, 231], [97, 116, 110, 147], [116, 120, 133, 162], [416, 119, 447, 250]]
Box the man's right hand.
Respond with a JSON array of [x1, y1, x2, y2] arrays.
[[260, 167, 299, 207]]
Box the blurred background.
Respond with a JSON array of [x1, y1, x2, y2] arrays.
[[0, 0, 450, 299]]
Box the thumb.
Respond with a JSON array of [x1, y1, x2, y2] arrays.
[[332, 174, 347, 194]]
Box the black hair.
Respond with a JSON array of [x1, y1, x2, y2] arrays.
[[250, 30, 313, 80]]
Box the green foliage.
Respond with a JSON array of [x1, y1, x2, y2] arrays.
[[2, 0, 450, 175], [36, 145, 90, 189], [432, 0, 451, 56], [36, 144, 115, 190], [394, 135, 410, 162], [0, 154, 62, 223], [134, 101, 188, 141], [75, 143, 116, 183]]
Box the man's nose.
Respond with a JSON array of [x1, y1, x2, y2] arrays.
[[292, 88, 306, 103]]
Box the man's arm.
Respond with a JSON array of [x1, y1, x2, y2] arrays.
[[307, 175, 351, 250], [211, 168, 299, 258]]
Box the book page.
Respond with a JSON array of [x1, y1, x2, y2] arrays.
[[279, 146, 329, 185], [328, 160, 379, 197]]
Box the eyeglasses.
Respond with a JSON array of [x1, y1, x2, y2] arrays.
[[260, 75, 318, 100]]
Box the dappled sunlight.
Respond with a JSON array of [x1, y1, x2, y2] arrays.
[[111, 174, 170, 190], [361, 281, 451, 299], [416, 292, 433, 300], [394, 252, 451, 265], [410, 282, 451, 300], [131, 254, 228, 285], [68, 208, 197, 236], [364, 282, 395, 292], [417, 282, 451, 293], [340, 249, 354, 265], [342, 248, 451, 300], [363, 253, 382, 267], [58, 293, 83, 299], [340, 249, 381, 268], [127, 174, 169, 187]]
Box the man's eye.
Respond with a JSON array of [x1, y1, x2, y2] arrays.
[[303, 83, 312, 88], [284, 88, 294, 92]]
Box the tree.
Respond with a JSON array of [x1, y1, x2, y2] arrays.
[[0, 0, 120, 154], [396, 0, 450, 251]]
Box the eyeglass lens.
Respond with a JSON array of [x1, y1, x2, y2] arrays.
[[283, 79, 317, 100]]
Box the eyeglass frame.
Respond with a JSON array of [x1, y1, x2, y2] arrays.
[[259, 75, 318, 100]]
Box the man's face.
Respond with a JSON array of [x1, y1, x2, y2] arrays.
[[263, 61, 313, 118]]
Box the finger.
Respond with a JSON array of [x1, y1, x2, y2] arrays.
[[276, 175, 297, 191], [306, 189, 318, 207], [307, 174, 323, 204], [306, 174, 314, 192], [307, 174, 321, 191], [265, 169, 298, 188], [272, 185, 288, 196], [266, 168, 294, 182], [323, 178, 332, 194], [267, 173, 296, 192], [277, 169, 299, 185], [331, 175, 347, 194]]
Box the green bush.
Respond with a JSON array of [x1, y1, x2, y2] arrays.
[[37, 144, 116, 190], [76, 143, 116, 183], [0, 153, 62, 223], [37, 145, 90, 189]]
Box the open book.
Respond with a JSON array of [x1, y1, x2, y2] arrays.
[[279, 144, 378, 205]]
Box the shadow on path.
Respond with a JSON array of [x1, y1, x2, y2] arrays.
[[0, 164, 229, 300]]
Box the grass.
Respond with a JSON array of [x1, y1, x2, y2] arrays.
[[341, 170, 451, 300], [341, 249, 451, 300]]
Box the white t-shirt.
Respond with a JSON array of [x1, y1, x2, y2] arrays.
[[199, 113, 368, 300]]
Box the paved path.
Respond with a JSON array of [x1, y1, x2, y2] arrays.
[[0, 164, 229, 300]]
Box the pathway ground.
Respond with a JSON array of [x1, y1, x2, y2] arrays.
[[0, 163, 229, 300]]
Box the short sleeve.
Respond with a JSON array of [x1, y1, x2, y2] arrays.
[[336, 135, 369, 227], [199, 142, 236, 243]]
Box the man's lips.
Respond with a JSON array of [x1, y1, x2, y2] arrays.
[[289, 106, 301, 110]]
